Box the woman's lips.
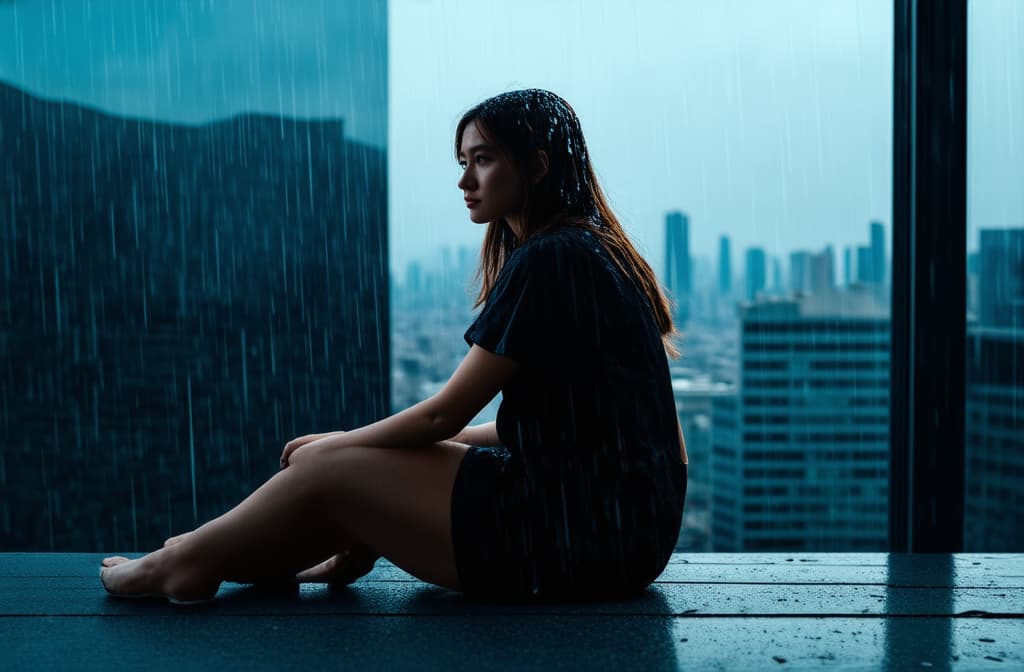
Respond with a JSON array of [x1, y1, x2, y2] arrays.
[[466, 200, 480, 209]]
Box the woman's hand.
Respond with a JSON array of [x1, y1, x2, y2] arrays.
[[280, 431, 345, 469], [449, 422, 500, 447]]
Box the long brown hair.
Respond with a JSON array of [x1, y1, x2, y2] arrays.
[[455, 89, 683, 359]]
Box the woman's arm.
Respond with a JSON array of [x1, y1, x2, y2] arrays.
[[282, 345, 517, 465], [280, 398, 452, 466], [451, 421, 501, 447]]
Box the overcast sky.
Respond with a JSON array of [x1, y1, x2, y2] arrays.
[[1, 0, 1020, 281]]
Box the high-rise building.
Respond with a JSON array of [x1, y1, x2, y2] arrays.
[[968, 250, 981, 275], [787, 246, 837, 295], [671, 375, 736, 552], [711, 288, 890, 551], [964, 326, 1024, 551], [870, 221, 886, 285], [808, 246, 836, 295], [745, 247, 767, 301], [978, 228, 1024, 328], [719, 235, 732, 297], [789, 251, 811, 294], [843, 246, 853, 286], [664, 211, 692, 328], [856, 245, 873, 284]]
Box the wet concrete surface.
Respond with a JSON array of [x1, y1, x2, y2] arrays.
[[3, 552, 1021, 670]]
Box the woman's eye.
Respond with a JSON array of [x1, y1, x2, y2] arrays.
[[458, 161, 467, 169], [476, 155, 490, 164]]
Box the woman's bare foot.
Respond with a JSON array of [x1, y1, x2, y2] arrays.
[[100, 549, 219, 602], [295, 545, 380, 585], [163, 533, 192, 547]]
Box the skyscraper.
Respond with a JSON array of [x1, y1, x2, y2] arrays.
[[719, 235, 732, 297], [664, 211, 692, 328], [789, 251, 811, 293], [964, 325, 1024, 551], [672, 377, 736, 552], [963, 229, 1024, 551], [712, 288, 891, 551], [870, 221, 886, 285], [808, 246, 836, 294], [856, 245, 873, 284], [979, 228, 1024, 328], [745, 247, 767, 302]]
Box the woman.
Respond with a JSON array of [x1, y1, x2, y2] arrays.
[[100, 89, 688, 604]]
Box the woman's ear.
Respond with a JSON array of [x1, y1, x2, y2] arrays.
[[531, 150, 549, 185]]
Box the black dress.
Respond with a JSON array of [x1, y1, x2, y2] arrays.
[[451, 223, 687, 602]]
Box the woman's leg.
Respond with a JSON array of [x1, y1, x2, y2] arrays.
[[158, 530, 381, 584], [100, 440, 471, 600]]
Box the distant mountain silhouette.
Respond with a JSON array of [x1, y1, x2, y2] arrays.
[[0, 79, 389, 551]]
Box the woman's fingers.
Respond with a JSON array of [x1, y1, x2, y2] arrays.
[[280, 435, 314, 468], [280, 432, 344, 469]]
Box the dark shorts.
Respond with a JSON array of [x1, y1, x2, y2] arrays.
[[450, 445, 687, 603]]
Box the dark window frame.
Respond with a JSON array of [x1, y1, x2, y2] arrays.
[[890, 0, 967, 552]]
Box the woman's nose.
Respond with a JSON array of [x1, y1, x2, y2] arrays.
[[457, 171, 471, 190]]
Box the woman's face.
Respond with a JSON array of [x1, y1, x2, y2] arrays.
[[457, 120, 524, 225]]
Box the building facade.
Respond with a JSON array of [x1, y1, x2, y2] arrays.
[[711, 289, 890, 551]]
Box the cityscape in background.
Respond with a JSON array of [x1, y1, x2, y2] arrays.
[[391, 219, 1023, 553]]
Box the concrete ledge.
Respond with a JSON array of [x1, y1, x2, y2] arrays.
[[3, 553, 1022, 670]]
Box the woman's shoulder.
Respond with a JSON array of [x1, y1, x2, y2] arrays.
[[514, 227, 598, 278], [523, 220, 598, 255]]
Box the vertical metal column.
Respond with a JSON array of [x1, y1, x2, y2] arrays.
[[890, 0, 968, 552]]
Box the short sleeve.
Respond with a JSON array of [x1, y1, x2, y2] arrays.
[[463, 238, 566, 363]]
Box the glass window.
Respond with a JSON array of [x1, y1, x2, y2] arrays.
[[392, 1, 893, 552], [0, 1, 388, 551], [964, 0, 1023, 552]]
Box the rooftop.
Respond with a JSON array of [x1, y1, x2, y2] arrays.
[[4, 552, 1022, 670], [737, 287, 891, 320]]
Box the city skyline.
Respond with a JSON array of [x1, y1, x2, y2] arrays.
[[400, 218, 894, 294], [0, 1, 1019, 276]]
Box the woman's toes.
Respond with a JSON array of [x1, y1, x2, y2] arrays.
[[102, 556, 130, 567], [100, 557, 150, 595], [101, 549, 217, 601]]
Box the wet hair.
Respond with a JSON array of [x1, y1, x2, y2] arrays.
[[455, 88, 683, 358]]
